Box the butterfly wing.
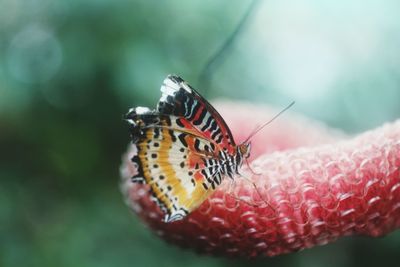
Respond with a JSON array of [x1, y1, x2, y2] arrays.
[[126, 108, 224, 222], [157, 75, 237, 154], [126, 75, 237, 222]]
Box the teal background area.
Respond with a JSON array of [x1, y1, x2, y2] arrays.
[[0, 1, 399, 266]]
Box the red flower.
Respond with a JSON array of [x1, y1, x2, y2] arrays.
[[120, 101, 400, 257]]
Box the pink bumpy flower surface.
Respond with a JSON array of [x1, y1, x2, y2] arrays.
[[120, 101, 400, 257]]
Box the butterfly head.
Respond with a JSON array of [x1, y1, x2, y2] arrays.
[[238, 142, 251, 159]]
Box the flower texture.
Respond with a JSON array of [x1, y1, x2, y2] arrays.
[[120, 101, 400, 257]]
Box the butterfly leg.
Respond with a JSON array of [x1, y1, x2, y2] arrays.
[[225, 178, 260, 208], [237, 172, 275, 211]]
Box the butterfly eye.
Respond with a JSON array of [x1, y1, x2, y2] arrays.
[[239, 143, 251, 158]]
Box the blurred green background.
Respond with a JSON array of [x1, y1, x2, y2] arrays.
[[1, 0, 399, 266]]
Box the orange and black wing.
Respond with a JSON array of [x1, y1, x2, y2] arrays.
[[157, 75, 237, 154], [126, 109, 224, 222], [125, 75, 236, 222]]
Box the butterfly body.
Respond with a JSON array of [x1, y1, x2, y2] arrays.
[[126, 75, 250, 222]]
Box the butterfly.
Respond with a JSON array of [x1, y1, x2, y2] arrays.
[[125, 75, 293, 223], [125, 75, 253, 222]]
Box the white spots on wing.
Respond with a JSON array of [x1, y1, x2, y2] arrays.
[[135, 106, 151, 114], [180, 82, 192, 93], [160, 76, 180, 102], [160, 75, 192, 102], [161, 83, 177, 95], [126, 119, 135, 125], [160, 83, 175, 102], [164, 76, 181, 90], [159, 95, 167, 102], [165, 209, 187, 223]]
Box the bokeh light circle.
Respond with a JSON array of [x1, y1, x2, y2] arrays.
[[6, 24, 63, 84]]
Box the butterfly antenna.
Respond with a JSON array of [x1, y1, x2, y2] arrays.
[[198, 0, 261, 92], [244, 101, 295, 143]]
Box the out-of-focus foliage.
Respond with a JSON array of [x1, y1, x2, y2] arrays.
[[0, 0, 399, 267]]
